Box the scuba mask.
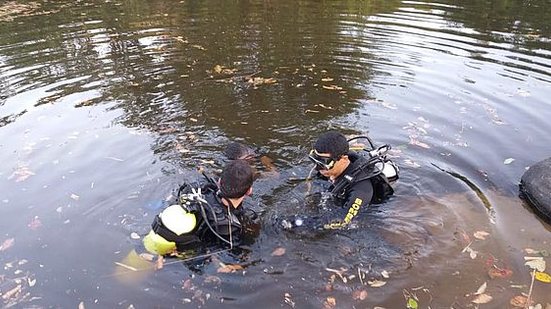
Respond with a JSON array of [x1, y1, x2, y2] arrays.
[[308, 149, 338, 171]]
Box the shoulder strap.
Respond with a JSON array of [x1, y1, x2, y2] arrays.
[[331, 155, 379, 199]]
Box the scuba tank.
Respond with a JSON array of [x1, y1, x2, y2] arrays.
[[348, 135, 399, 185], [329, 135, 399, 204]]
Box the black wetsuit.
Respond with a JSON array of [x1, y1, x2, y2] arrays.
[[324, 152, 394, 228]]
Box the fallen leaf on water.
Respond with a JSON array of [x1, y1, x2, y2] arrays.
[[474, 282, 487, 295], [284, 292, 295, 308], [474, 231, 490, 240], [9, 165, 35, 182], [488, 266, 513, 279], [217, 263, 243, 273], [510, 295, 531, 307], [352, 289, 368, 301], [317, 104, 334, 110], [525, 259, 546, 272], [0, 238, 15, 251], [28, 277, 36, 287], [367, 280, 386, 287], [322, 85, 342, 91], [524, 248, 549, 256], [404, 159, 421, 168], [406, 297, 418, 309], [535, 271, 551, 283], [472, 293, 493, 304], [248, 77, 277, 86], [2, 284, 21, 300], [271, 247, 286, 256], [409, 137, 430, 149], [463, 246, 478, 259], [204, 275, 221, 284], [504, 158, 515, 165], [323, 297, 336, 309], [28, 216, 42, 230]]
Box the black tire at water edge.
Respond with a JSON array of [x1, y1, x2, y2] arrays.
[[520, 157, 551, 223]]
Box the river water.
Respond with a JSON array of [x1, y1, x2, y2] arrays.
[[1, 0, 550, 308]]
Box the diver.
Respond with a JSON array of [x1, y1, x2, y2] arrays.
[[224, 141, 278, 177], [143, 159, 255, 255], [296, 131, 399, 229]]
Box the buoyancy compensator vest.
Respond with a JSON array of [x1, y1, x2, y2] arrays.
[[331, 136, 399, 204], [148, 173, 243, 252]]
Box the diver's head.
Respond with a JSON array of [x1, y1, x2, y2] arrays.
[[219, 159, 254, 201], [310, 131, 350, 179], [224, 142, 257, 162]]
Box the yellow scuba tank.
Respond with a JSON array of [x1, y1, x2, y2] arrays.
[[143, 204, 197, 255]]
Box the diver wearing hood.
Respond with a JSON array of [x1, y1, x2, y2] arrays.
[[307, 131, 399, 229], [143, 160, 254, 255]]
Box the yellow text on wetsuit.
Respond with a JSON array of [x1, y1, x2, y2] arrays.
[[343, 198, 363, 224]]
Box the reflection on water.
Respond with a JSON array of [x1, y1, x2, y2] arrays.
[[1, 0, 551, 307]]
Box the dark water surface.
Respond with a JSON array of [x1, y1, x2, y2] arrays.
[[1, 0, 550, 307]]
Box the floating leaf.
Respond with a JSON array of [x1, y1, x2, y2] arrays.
[[474, 282, 487, 295], [323, 296, 336, 309], [28, 216, 42, 230], [472, 293, 493, 304], [284, 292, 295, 308], [0, 237, 15, 251], [217, 263, 243, 273], [535, 271, 551, 283], [525, 259, 546, 272], [9, 165, 35, 182], [2, 284, 22, 300], [367, 280, 386, 287], [352, 289, 368, 301], [409, 138, 430, 149], [271, 247, 286, 256], [204, 275, 221, 284], [510, 295, 530, 307], [473, 231, 490, 240], [28, 277, 36, 287], [488, 266, 513, 279], [504, 158, 515, 165], [406, 297, 418, 309], [322, 85, 342, 91], [248, 77, 277, 86]]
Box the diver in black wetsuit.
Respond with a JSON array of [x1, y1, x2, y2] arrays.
[[294, 131, 399, 229]]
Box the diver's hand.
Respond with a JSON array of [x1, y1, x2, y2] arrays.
[[281, 216, 305, 229], [323, 220, 346, 230]]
